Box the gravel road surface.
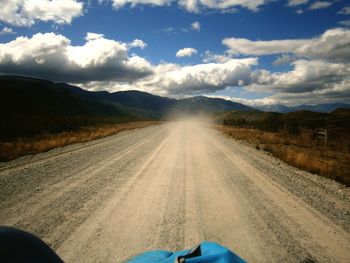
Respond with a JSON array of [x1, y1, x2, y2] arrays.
[[1, 120, 350, 262]]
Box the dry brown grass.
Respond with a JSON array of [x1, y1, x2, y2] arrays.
[[0, 121, 159, 162], [217, 125, 350, 186]]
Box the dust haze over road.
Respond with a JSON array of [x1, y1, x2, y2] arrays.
[[1, 120, 350, 262]]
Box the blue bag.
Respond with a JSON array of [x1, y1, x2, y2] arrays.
[[127, 241, 246, 263]]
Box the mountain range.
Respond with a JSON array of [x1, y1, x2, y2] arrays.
[[1, 75, 349, 140], [2, 76, 349, 119], [254, 103, 350, 113], [0, 75, 254, 119], [0, 75, 253, 139]]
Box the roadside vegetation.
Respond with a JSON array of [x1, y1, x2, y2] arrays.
[[214, 109, 350, 186], [0, 76, 160, 162], [0, 121, 158, 162]]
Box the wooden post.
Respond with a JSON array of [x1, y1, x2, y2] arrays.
[[317, 130, 327, 148]]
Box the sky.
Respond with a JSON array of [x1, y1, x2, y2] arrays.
[[0, 0, 350, 106]]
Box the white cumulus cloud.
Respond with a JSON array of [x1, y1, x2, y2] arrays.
[[182, 21, 201, 32], [104, 0, 269, 12], [131, 57, 258, 96], [309, 1, 332, 10], [0, 27, 15, 36], [251, 60, 350, 92], [338, 6, 350, 15], [220, 28, 350, 105], [339, 20, 350, 27], [287, 0, 309, 7], [84, 57, 259, 96], [191, 21, 200, 31], [241, 59, 350, 105], [178, 0, 267, 12], [1, 27, 349, 106], [272, 53, 297, 66], [85, 33, 105, 41], [128, 39, 148, 49], [223, 28, 350, 63], [0, 0, 83, 27], [202, 51, 234, 63], [223, 37, 306, 56], [0, 32, 153, 83], [176, 47, 198, 57], [107, 0, 170, 9], [77, 54, 350, 105]]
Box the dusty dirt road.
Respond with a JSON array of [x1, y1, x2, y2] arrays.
[[1, 120, 350, 262]]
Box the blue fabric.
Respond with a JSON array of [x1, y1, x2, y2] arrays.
[[127, 241, 246, 263]]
